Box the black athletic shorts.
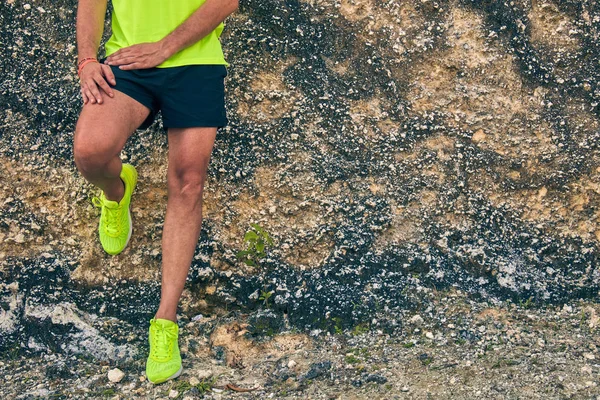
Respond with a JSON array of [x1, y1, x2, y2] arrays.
[[100, 59, 228, 130]]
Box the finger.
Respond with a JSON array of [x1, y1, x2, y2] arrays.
[[80, 88, 89, 104], [85, 80, 103, 104], [105, 49, 124, 62], [109, 56, 138, 66], [83, 85, 95, 104], [94, 75, 114, 98], [106, 49, 132, 64], [101, 64, 117, 86], [89, 77, 106, 103], [82, 87, 94, 104], [119, 62, 144, 70]]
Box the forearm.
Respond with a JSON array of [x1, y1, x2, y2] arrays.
[[76, 0, 108, 62], [159, 0, 239, 59]]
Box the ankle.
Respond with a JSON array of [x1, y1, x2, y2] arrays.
[[155, 310, 177, 323], [104, 178, 125, 202]]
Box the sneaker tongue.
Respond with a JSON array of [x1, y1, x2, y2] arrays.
[[155, 318, 177, 328], [103, 199, 119, 208]]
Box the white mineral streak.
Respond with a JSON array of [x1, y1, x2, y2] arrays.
[[25, 302, 136, 361]]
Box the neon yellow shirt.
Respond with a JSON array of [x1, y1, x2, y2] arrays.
[[104, 0, 227, 68]]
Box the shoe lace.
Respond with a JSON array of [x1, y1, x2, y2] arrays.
[[92, 195, 122, 238], [150, 321, 176, 361]]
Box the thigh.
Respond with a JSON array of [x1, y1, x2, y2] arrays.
[[167, 127, 218, 182], [74, 89, 151, 156]]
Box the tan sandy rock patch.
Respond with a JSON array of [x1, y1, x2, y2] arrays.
[[529, 0, 581, 52], [237, 58, 300, 123], [468, 168, 600, 246], [210, 321, 312, 368], [208, 163, 341, 270], [408, 7, 532, 140]]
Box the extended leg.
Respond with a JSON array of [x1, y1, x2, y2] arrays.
[[73, 90, 150, 201], [155, 127, 218, 322]]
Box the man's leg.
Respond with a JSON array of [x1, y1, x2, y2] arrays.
[[154, 127, 218, 322], [73, 90, 150, 201]]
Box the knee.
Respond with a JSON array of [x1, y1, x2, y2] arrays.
[[73, 130, 113, 175], [167, 172, 205, 203]]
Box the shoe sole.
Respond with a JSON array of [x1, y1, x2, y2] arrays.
[[149, 365, 183, 385], [124, 207, 133, 249], [122, 165, 136, 253]]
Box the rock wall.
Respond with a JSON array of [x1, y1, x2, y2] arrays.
[[2, 0, 600, 358]]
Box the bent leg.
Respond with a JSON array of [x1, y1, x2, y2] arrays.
[[155, 127, 218, 322], [73, 90, 150, 201]]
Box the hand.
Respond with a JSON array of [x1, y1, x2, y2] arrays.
[[79, 62, 116, 105], [104, 42, 170, 70]]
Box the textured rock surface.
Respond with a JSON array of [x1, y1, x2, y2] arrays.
[[2, 0, 600, 397]]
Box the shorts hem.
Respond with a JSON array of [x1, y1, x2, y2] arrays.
[[163, 121, 228, 129]]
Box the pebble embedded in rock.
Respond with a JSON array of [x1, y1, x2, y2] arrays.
[[197, 369, 212, 380], [108, 368, 125, 383], [581, 365, 593, 375]]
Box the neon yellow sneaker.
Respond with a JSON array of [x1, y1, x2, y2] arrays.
[[91, 163, 137, 255], [146, 318, 182, 384]]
